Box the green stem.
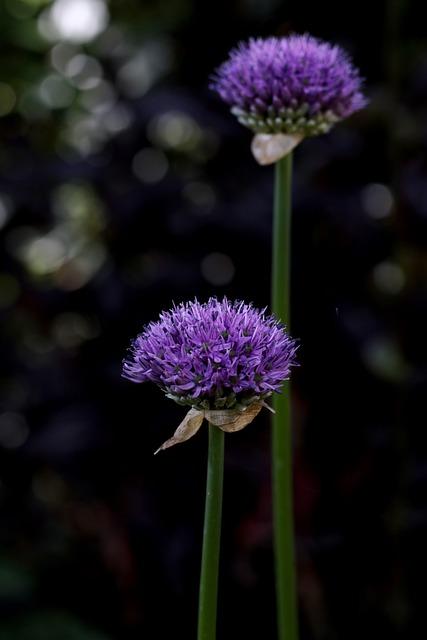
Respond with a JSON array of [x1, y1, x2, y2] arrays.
[[198, 425, 225, 640], [271, 153, 298, 640]]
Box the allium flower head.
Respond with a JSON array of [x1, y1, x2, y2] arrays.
[[211, 34, 366, 137], [123, 298, 297, 411]]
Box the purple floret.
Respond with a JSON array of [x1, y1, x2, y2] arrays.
[[211, 34, 367, 136], [123, 298, 297, 410]]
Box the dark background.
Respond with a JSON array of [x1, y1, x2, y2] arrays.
[[1, 0, 426, 638]]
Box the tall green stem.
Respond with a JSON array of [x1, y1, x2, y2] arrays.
[[198, 424, 225, 640], [271, 153, 298, 640]]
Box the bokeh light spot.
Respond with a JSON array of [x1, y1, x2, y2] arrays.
[[52, 312, 100, 348], [132, 148, 168, 183], [80, 80, 115, 113], [19, 88, 50, 120], [39, 74, 75, 109], [39, 0, 109, 44], [148, 111, 202, 151], [53, 242, 107, 290], [373, 261, 405, 295], [362, 183, 394, 219], [50, 42, 79, 74], [0, 193, 14, 228], [52, 182, 105, 229], [103, 104, 132, 133], [117, 39, 173, 97], [65, 54, 103, 89], [183, 181, 216, 212], [0, 83, 17, 117], [362, 337, 410, 383], [201, 252, 235, 286], [23, 234, 68, 275]]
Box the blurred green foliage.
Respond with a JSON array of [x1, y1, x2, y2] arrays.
[[1, 611, 110, 640]]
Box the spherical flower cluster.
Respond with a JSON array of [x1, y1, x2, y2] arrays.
[[123, 298, 297, 410], [211, 34, 366, 137]]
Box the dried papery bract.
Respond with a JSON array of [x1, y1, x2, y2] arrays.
[[251, 133, 303, 165], [206, 401, 263, 431], [154, 408, 204, 454], [154, 401, 266, 454]]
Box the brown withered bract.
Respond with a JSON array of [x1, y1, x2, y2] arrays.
[[205, 402, 263, 432], [154, 401, 268, 453]]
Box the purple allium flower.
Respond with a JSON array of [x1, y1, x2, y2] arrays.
[[211, 34, 367, 136], [123, 298, 297, 410]]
